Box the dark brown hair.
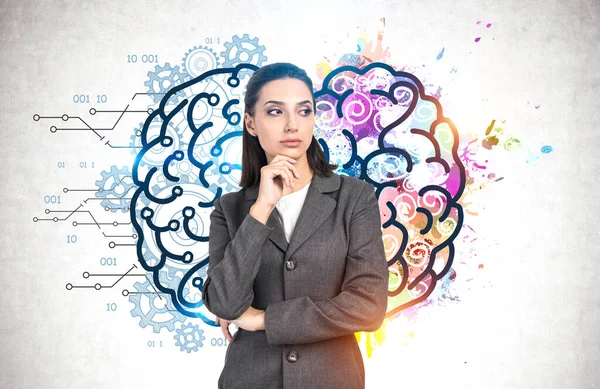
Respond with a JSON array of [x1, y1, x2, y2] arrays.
[[239, 62, 338, 188]]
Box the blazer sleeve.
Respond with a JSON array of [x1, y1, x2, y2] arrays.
[[201, 195, 275, 321], [263, 184, 389, 345]]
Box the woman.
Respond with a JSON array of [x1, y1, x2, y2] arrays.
[[201, 62, 389, 389]]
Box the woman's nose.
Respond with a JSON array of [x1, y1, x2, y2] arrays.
[[286, 115, 298, 131]]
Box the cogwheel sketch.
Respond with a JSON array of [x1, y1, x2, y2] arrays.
[[94, 165, 136, 213], [182, 45, 221, 79], [144, 62, 188, 104], [129, 271, 189, 333], [173, 322, 206, 353], [220, 33, 267, 79]]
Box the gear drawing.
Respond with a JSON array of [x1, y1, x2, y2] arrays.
[[144, 62, 187, 104], [182, 45, 220, 80], [173, 322, 206, 353], [220, 33, 268, 79], [94, 165, 135, 213], [129, 271, 188, 333]]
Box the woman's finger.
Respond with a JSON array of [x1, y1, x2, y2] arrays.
[[270, 159, 300, 180], [283, 160, 300, 179], [220, 320, 232, 341], [263, 165, 289, 188], [271, 166, 295, 188]]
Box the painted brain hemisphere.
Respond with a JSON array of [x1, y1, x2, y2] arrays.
[[314, 63, 465, 316], [130, 62, 465, 320]]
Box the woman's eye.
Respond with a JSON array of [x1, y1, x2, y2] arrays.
[[267, 108, 313, 116]]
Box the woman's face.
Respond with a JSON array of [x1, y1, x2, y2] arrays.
[[245, 77, 315, 164]]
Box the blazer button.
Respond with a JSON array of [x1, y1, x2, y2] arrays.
[[285, 259, 297, 271], [286, 350, 298, 363]]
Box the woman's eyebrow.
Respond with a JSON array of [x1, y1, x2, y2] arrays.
[[263, 100, 313, 107]]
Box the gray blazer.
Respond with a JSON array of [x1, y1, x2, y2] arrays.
[[202, 172, 389, 389]]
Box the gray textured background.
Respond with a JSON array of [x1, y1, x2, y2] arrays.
[[1, 0, 599, 388]]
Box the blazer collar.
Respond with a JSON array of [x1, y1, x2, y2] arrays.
[[243, 172, 341, 262]]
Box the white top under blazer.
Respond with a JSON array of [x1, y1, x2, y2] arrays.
[[274, 179, 312, 243]]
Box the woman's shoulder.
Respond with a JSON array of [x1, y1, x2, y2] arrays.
[[337, 174, 373, 193], [214, 187, 245, 212], [329, 174, 376, 213]]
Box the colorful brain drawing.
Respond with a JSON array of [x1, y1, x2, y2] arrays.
[[314, 63, 465, 316]]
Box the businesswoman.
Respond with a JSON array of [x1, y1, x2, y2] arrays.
[[201, 62, 389, 389]]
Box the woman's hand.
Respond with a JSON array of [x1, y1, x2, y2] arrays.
[[257, 154, 300, 207], [215, 306, 266, 341], [215, 316, 235, 342], [231, 306, 265, 332]]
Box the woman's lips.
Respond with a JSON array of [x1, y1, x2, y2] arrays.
[[281, 140, 301, 147]]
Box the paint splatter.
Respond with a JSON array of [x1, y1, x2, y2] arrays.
[[503, 137, 521, 152], [437, 47, 445, 60], [485, 119, 495, 135], [482, 135, 499, 149], [541, 145, 553, 153], [474, 21, 492, 42]]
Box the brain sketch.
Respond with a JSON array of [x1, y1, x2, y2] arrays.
[[130, 62, 465, 322]]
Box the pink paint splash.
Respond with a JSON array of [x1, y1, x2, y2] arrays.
[[474, 21, 492, 42]]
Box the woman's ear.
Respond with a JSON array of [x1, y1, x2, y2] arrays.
[[244, 112, 256, 136]]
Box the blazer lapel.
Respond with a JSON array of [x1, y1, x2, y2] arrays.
[[266, 207, 288, 252], [282, 181, 337, 262], [243, 173, 341, 261]]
